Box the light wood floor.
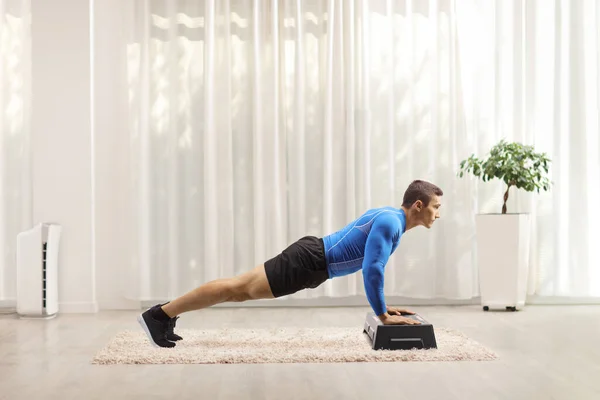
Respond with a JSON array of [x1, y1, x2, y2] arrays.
[[1, 305, 599, 400]]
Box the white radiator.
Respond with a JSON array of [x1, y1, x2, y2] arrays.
[[16, 223, 62, 318]]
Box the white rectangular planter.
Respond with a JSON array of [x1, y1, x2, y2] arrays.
[[476, 214, 531, 311]]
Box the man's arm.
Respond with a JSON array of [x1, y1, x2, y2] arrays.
[[362, 216, 398, 320]]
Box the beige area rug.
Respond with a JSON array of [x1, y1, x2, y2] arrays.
[[92, 327, 497, 365]]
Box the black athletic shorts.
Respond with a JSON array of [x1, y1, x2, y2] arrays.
[[264, 236, 329, 297]]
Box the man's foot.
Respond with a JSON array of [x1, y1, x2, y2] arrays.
[[137, 304, 176, 348], [159, 301, 183, 341], [167, 316, 183, 341]]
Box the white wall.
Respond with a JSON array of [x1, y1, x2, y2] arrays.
[[31, 0, 96, 313]]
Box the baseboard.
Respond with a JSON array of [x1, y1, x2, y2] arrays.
[[97, 299, 141, 310], [221, 296, 482, 308], [526, 295, 600, 305], [139, 294, 600, 310], [9, 296, 600, 311], [59, 301, 99, 313], [10, 296, 598, 312], [2, 300, 100, 314], [0, 299, 16, 314], [142, 296, 481, 310]]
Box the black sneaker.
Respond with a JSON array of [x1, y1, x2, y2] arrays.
[[137, 304, 176, 348], [167, 316, 183, 341]]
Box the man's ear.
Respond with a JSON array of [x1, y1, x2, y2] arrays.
[[414, 200, 423, 212]]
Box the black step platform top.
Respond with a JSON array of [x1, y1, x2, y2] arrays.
[[363, 311, 438, 350]]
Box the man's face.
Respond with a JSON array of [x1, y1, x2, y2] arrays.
[[415, 195, 442, 228]]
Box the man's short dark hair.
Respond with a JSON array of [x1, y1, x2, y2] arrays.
[[402, 180, 443, 207]]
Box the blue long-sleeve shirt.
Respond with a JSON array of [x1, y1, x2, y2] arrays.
[[322, 207, 406, 316]]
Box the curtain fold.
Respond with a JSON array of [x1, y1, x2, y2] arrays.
[[0, 0, 31, 306], [123, 0, 600, 302]]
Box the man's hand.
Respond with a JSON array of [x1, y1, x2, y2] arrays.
[[386, 306, 415, 316], [378, 313, 421, 325]]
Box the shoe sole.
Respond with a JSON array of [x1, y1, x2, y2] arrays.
[[137, 313, 159, 348]]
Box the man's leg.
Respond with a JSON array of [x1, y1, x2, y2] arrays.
[[138, 264, 276, 347], [162, 264, 275, 317]]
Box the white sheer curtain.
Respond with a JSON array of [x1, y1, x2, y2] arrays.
[[456, 0, 600, 298], [122, 0, 600, 303], [0, 0, 31, 308]]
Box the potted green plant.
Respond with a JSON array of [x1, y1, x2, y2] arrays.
[[458, 140, 552, 311]]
